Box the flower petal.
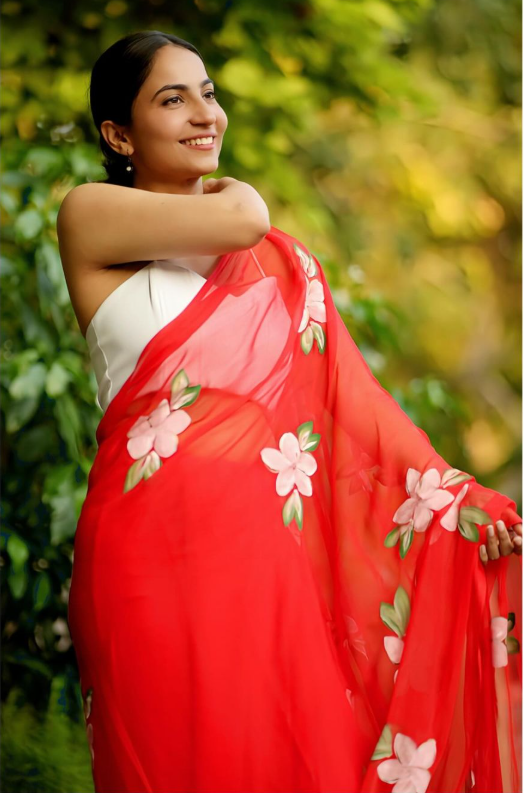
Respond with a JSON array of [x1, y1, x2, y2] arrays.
[[406, 767, 432, 793], [308, 279, 325, 303], [297, 451, 317, 476], [406, 468, 421, 497], [415, 468, 441, 500], [412, 504, 433, 533], [276, 467, 296, 497], [153, 430, 179, 458], [260, 448, 290, 473], [377, 759, 407, 784], [148, 398, 171, 427], [422, 489, 455, 511], [163, 408, 192, 435], [127, 432, 155, 460], [393, 498, 417, 524], [491, 616, 508, 642], [126, 415, 150, 438], [298, 306, 309, 333], [492, 640, 509, 668], [294, 468, 313, 497], [409, 738, 437, 769], [279, 432, 301, 464], [384, 636, 405, 664], [394, 733, 417, 766], [309, 302, 327, 323]]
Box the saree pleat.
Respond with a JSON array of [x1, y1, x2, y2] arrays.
[[68, 226, 521, 793]]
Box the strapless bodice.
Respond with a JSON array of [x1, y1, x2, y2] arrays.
[[85, 260, 207, 412]]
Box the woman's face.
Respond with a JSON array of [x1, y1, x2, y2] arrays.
[[106, 44, 228, 191]]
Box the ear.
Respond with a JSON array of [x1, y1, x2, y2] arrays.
[[100, 120, 134, 157]]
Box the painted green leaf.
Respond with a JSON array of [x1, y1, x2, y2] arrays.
[[371, 723, 393, 760], [384, 527, 400, 547], [508, 612, 515, 632], [174, 384, 201, 408], [301, 326, 314, 354], [457, 519, 479, 542], [393, 586, 411, 635], [399, 527, 414, 558], [459, 506, 492, 526], [124, 457, 147, 493], [311, 321, 325, 353], [380, 603, 403, 637], [506, 636, 520, 654]]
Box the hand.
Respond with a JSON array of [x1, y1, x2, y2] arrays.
[[479, 521, 522, 566]]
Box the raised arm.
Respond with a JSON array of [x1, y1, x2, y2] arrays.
[[56, 178, 271, 268]]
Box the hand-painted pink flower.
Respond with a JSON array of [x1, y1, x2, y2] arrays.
[[491, 616, 509, 668], [377, 733, 437, 793], [439, 483, 469, 531], [260, 432, 317, 496], [393, 468, 455, 533], [384, 636, 404, 664], [126, 398, 191, 460], [298, 278, 326, 333]]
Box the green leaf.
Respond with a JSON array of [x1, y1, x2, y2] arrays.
[[9, 362, 47, 400], [393, 586, 411, 635], [311, 321, 326, 353], [459, 506, 492, 526], [5, 396, 40, 433], [371, 723, 393, 760], [507, 612, 515, 632], [6, 533, 29, 568], [379, 603, 403, 637], [124, 458, 147, 493], [506, 636, 520, 654], [14, 208, 44, 240], [384, 527, 400, 547], [457, 519, 479, 542], [45, 362, 71, 397], [399, 527, 414, 558], [301, 326, 314, 354], [33, 572, 52, 611]]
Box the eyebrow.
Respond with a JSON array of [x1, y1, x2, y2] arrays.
[[151, 78, 215, 101]]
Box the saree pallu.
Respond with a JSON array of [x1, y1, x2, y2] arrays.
[[67, 225, 522, 793]]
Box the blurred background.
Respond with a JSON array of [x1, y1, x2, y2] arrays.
[[1, 0, 521, 790]]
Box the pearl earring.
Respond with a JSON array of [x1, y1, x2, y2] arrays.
[[125, 151, 133, 172]]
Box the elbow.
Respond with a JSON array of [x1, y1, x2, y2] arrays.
[[243, 208, 271, 248]]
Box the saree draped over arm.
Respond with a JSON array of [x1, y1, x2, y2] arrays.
[[68, 226, 521, 793]]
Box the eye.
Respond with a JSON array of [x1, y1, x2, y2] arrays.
[[163, 91, 216, 106]]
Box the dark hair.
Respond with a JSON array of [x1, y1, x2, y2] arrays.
[[89, 30, 204, 186]]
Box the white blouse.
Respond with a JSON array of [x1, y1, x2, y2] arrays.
[[85, 260, 207, 412]]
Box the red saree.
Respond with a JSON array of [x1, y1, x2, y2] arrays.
[[67, 225, 522, 793]]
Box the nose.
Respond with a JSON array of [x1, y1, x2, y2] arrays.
[[190, 96, 216, 126]]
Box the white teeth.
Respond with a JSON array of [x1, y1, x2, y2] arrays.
[[182, 137, 214, 146]]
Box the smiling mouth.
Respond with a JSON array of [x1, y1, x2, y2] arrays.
[[179, 137, 216, 147]]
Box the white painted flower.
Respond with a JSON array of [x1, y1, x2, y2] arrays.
[[377, 732, 437, 793], [440, 483, 470, 532], [393, 468, 455, 533], [491, 616, 509, 668], [126, 398, 191, 460], [298, 278, 326, 333], [260, 431, 317, 496], [384, 636, 405, 665]]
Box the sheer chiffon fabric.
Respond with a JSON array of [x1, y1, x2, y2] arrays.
[[67, 226, 522, 793]]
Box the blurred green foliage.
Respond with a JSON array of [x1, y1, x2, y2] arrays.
[[1, 0, 521, 790]]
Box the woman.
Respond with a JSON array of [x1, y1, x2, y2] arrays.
[[58, 30, 522, 793]]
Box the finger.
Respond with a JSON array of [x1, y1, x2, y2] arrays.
[[479, 544, 489, 566], [486, 525, 500, 560], [495, 520, 514, 557], [513, 535, 522, 556], [511, 522, 523, 537]]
